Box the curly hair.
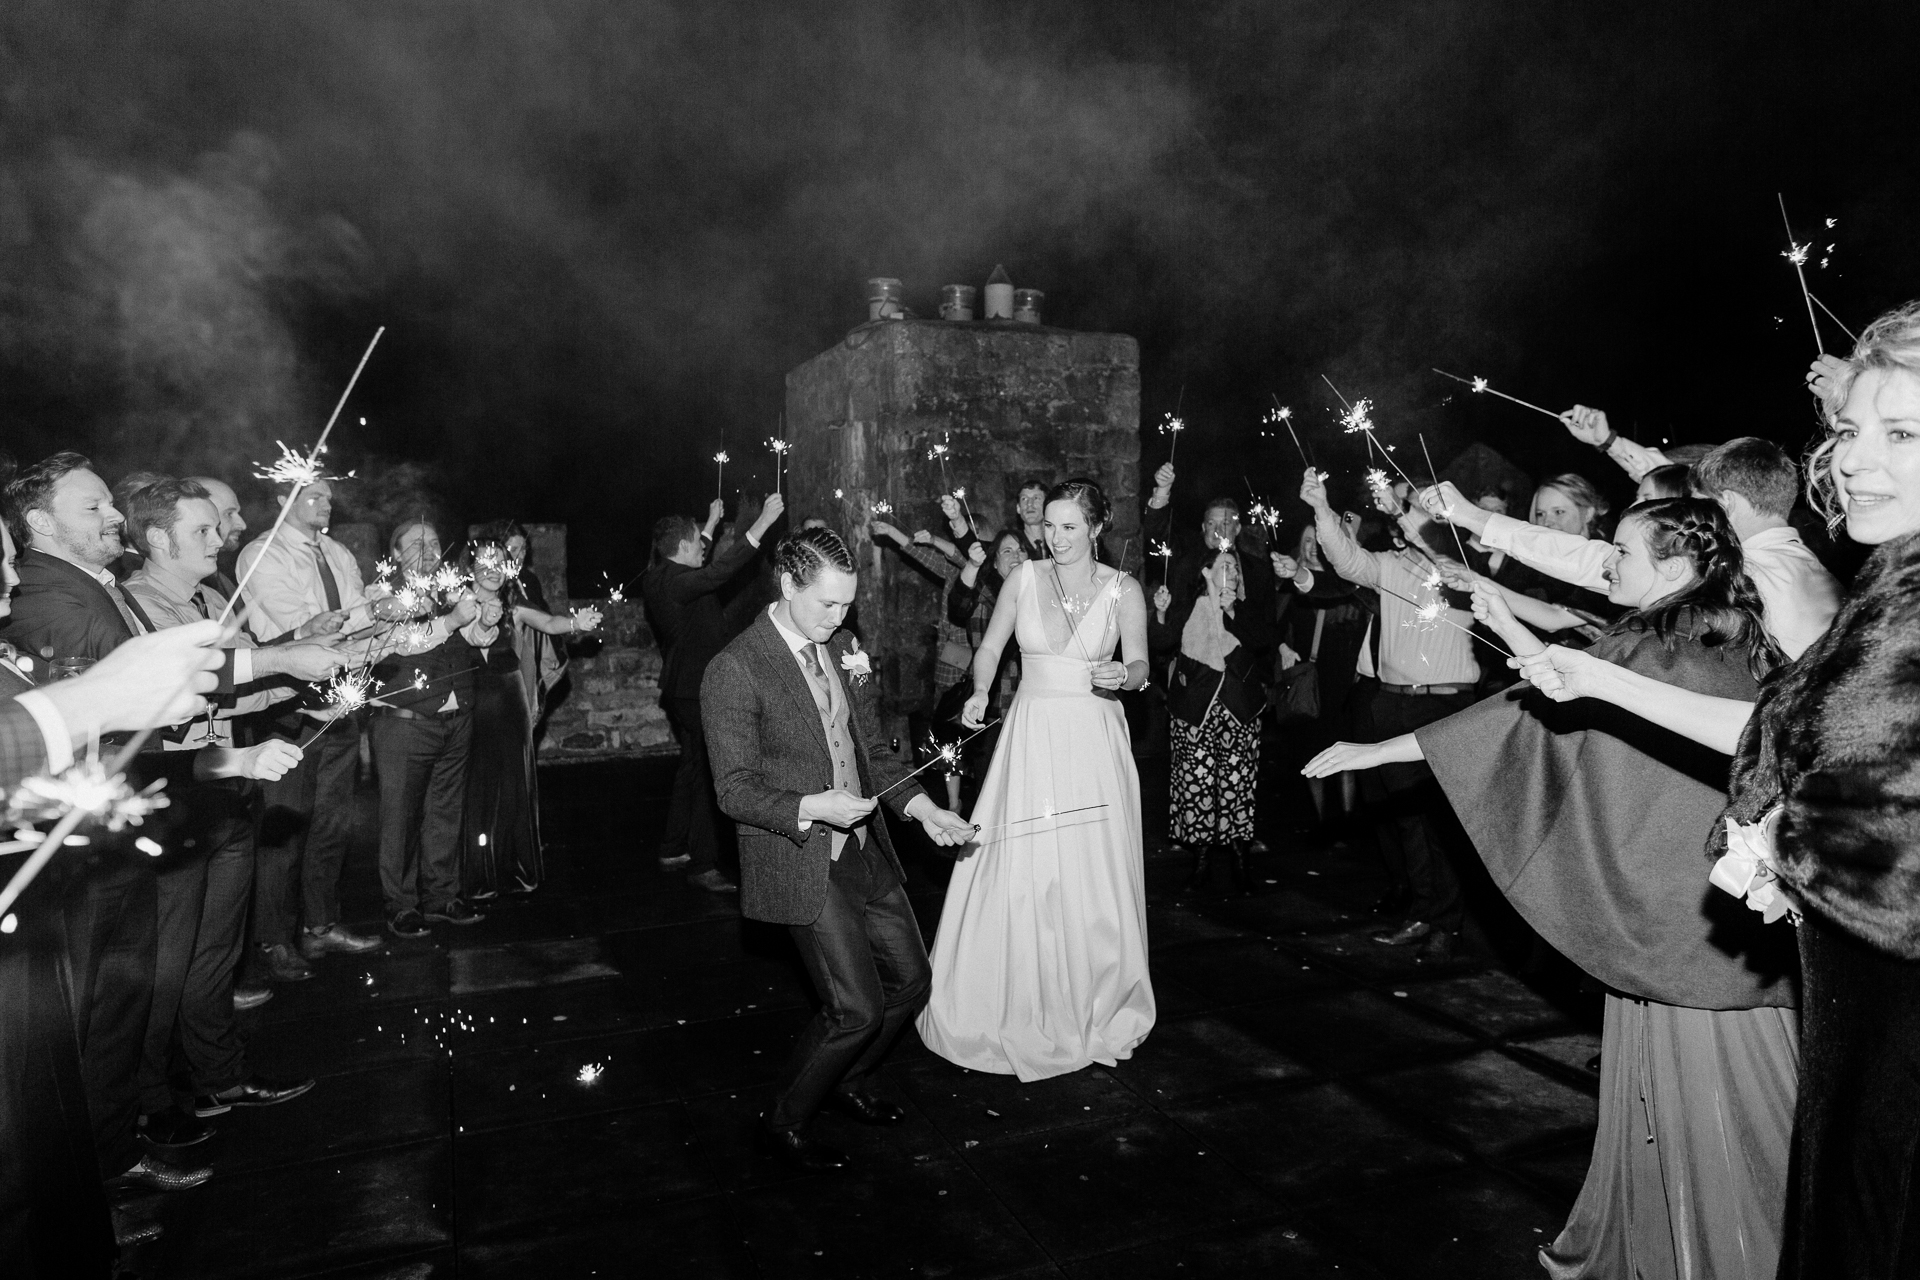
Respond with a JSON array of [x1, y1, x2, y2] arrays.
[[774, 526, 855, 588], [1807, 299, 1920, 530], [1614, 497, 1781, 678]]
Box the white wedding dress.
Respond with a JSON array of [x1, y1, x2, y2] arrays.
[[916, 560, 1155, 1081]]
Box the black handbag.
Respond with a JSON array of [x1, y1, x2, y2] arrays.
[[1274, 607, 1326, 722]]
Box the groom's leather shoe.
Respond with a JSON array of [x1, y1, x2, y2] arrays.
[[759, 1121, 850, 1172], [824, 1088, 907, 1126]]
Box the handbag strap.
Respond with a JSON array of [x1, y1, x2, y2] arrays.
[[1309, 607, 1327, 662]]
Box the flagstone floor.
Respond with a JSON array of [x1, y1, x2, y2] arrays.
[[116, 754, 1602, 1279]]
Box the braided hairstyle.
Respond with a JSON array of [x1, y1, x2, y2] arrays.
[[774, 525, 855, 589], [1615, 496, 1781, 678]]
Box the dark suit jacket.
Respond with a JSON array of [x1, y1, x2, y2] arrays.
[[0, 548, 237, 691], [643, 536, 762, 701], [702, 610, 926, 926]]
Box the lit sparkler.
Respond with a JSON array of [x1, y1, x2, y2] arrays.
[[472, 544, 517, 578], [7, 759, 169, 832], [1266, 400, 1311, 466], [1376, 583, 1512, 658], [1777, 193, 1825, 354], [873, 720, 1001, 800], [766, 437, 791, 499], [714, 450, 729, 501], [969, 802, 1112, 840], [1151, 538, 1173, 585], [1339, 398, 1374, 435], [1419, 432, 1471, 564], [871, 500, 893, 516], [252, 440, 354, 488], [373, 557, 397, 582], [1160, 412, 1187, 463], [576, 1063, 605, 1084], [324, 669, 376, 714], [1430, 369, 1560, 421]]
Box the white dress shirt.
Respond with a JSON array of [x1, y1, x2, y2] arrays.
[[237, 523, 372, 641]]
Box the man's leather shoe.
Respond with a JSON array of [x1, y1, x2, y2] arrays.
[[759, 1120, 850, 1172], [232, 982, 274, 1011], [388, 909, 430, 938], [138, 1109, 214, 1148], [824, 1089, 907, 1126], [425, 899, 485, 925], [688, 870, 738, 894], [111, 1154, 211, 1192], [193, 1075, 316, 1116], [299, 922, 385, 959], [258, 942, 313, 983], [1374, 920, 1433, 947]]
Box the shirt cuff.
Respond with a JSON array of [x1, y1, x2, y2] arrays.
[[1480, 512, 1524, 551], [231, 648, 254, 684], [746, 530, 762, 549], [14, 691, 73, 775]]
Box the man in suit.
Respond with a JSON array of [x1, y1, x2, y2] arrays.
[[1, 452, 339, 1195], [642, 491, 785, 892], [703, 527, 975, 1173]]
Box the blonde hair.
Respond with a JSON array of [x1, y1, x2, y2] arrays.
[[1807, 300, 1920, 529]]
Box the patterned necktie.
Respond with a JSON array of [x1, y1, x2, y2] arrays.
[[313, 541, 342, 612], [798, 642, 831, 714]]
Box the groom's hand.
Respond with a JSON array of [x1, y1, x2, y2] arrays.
[[905, 795, 976, 847], [799, 789, 877, 829]]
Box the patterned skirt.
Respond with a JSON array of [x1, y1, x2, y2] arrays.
[[1169, 699, 1260, 844]]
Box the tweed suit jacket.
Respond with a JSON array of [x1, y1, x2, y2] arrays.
[[702, 609, 925, 926]]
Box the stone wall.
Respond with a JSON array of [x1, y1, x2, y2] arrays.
[[536, 597, 676, 760], [785, 318, 1140, 744]]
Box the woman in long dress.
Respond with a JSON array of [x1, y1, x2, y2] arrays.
[[1308, 497, 1798, 1279], [917, 479, 1156, 1081]]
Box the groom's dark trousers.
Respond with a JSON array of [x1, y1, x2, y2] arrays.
[[703, 609, 931, 1134]]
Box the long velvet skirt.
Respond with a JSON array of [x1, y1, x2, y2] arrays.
[[1783, 913, 1920, 1279], [1542, 994, 1797, 1280], [461, 668, 541, 894]]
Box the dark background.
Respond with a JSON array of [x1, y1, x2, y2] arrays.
[[2, 0, 1914, 584]]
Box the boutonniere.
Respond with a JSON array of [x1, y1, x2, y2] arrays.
[[840, 643, 873, 686]]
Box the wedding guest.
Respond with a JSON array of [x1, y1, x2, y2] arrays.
[[870, 499, 971, 808], [1011, 479, 1052, 562], [2, 453, 339, 1194], [1151, 546, 1268, 893], [641, 492, 786, 892], [459, 537, 599, 898], [1634, 463, 1692, 505], [1300, 465, 1477, 959], [237, 477, 381, 980], [369, 519, 483, 936], [1308, 497, 1795, 1278], [1274, 521, 1370, 834], [183, 475, 248, 596], [1426, 434, 1841, 658], [120, 479, 317, 1136], [1529, 471, 1611, 540], [1516, 310, 1920, 1276], [945, 531, 1028, 788]]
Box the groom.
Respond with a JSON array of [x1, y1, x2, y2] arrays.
[[703, 527, 975, 1172]]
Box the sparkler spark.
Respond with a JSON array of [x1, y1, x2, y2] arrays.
[[1470, 376, 1489, 393], [472, 544, 517, 577], [252, 440, 354, 488], [373, 557, 397, 582], [1365, 468, 1391, 492], [1151, 539, 1172, 560], [871, 500, 893, 516], [952, 486, 965, 499], [430, 565, 468, 597], [766, 437, 791, 456], [7, 761, 168, 832], [1160, 414, 1185, 435], [1783, 242, 1810, 267], [833, 488, 844, 499], [323, 669, 376, 713], [713, 451, 730, 464], [926, 441, 949, 462], [1340, 398, 1375, 434], [576, 1062, 605, 1084]]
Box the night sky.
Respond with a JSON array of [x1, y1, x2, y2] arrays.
[[2, 0, 1915, 586]]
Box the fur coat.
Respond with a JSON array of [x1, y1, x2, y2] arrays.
[[1723, 529, 1920, 958]]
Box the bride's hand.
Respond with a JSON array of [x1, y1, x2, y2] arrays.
[[960, 690, 990, 729], [1089, 660, 1128, 690]]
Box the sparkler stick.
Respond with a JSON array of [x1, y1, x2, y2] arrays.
[[713, 451, 729, 502], [1325, 378, 1421, 493], [872, 719, 1002, 800], [1809, 293, 1858, 345], [1375, 582, 1512, 659], [970, 803, 1111, 838], [1778, 192, 1824, 355], [1429, 369, 1560, 421], [765, 437, 790, 499], [1418, 433, 1471, 565], [1267, 397, 1311, 467], [0, 327, 387, 927]]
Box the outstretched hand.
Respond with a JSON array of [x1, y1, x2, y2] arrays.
[[1302, 741, 1395, 777], [1511, 644, 1607, 702]]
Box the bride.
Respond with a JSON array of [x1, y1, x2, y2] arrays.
[[916, 478, 1156, 1080]]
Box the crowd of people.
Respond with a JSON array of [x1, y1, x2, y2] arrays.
[[8, 296, 1920, 1277], [0, 456, 595, 1269]]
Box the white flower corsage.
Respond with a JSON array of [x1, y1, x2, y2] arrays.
[[1709, 806, 1798, 926], [840, 645, 872, 686]]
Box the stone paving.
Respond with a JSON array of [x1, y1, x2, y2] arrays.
[[117, 757, 1602, 1279]]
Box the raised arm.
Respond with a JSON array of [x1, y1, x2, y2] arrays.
[[1422, 482, 1610, 593], [1301, 468, 1379, 588], [1561, 405, 1671, 482], [1514, 645, 1755, 754]]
